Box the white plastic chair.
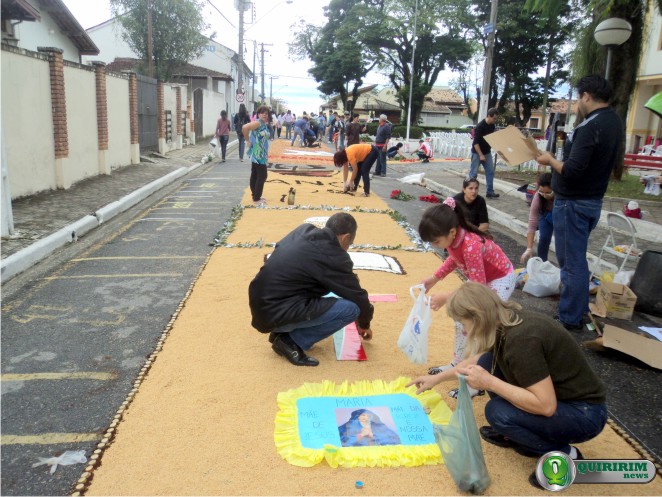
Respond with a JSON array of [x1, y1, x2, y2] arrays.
[[594, 213, 641, 274]]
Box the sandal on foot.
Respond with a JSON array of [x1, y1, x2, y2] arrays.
[[448, 387, 485, 399]]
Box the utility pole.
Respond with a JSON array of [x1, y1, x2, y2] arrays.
[[478, 0, 498, 121], [146, 0, 154, 78], [259, 43, 273, 103], [237, 0, 246, 92]]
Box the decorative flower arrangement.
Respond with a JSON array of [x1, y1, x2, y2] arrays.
[[419, 194, 441, 203], [390, 189, 415, 201]]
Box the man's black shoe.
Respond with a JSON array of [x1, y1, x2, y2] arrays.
[[480, 426, 539, 457], [486, 192, 500, 198], [271, 335, 319, 367]]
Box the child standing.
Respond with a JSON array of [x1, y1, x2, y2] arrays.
[[418, 197, 515, 397]]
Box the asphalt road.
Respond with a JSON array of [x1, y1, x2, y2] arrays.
[[1, 160, 247, 496], [2, 157, 660, 495]]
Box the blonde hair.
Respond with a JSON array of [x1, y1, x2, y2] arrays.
[[446, 282, 522, 357]]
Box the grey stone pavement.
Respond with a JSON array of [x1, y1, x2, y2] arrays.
[[2, 143, 661, 276]]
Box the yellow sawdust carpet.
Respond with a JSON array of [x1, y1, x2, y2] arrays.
[[84, 145, 661, 496]]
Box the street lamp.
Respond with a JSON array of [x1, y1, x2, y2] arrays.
[[594, 18, 632, 80]]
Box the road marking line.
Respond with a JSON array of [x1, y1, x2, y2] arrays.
[[2, 433, 102, 445], [71, 256, 205, 261], [137, 218, 197, 221], [2, 372, 116, 381], [44, 273, 183, 280]]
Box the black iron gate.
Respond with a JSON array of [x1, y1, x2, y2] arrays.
[[194, 88, 203, 138], [137, 74, 158, 152]]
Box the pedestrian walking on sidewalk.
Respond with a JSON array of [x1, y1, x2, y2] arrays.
[[536, 75, 623, 332], [234, 104, 250, 162], [249, 213, 374, 366], [470, 108, 500, 198], [215, 110, 231, 162], [243, 105, 271, 205], [418, 198, 515, 398]]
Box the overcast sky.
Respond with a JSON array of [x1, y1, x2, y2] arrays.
[[61, 0, 342, 115]]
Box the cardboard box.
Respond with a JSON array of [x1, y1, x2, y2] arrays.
[[591, 282, 637, 320], [484, 125, 540, 166], [602, 324, 662, 370]]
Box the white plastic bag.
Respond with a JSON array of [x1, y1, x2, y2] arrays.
[[32, 450, 87, 474], [399, 172, 426, 186], [523, 257, 561, 297], [209, 137, 218, 148], [397, 284, 432, 364]]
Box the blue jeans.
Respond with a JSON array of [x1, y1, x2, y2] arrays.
[[285, 122, 292, 139], [478, 353, 608, 455], [374, 146, 387, 175], [218, 135, 229, 160], [237, 133, 245, 159], [291, 126, 304, 146], [537, 210, 554, 261], [469, 152, 495, 195], [352, 145, 380, 195], [553, 198, 602, 326], [272, 299, 360, 350]]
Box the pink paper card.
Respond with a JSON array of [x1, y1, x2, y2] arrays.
[[333, 322, 367, 361], [369, 294, 398, 303]]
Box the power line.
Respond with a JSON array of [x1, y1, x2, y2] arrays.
[[207, 0, 235, 29]]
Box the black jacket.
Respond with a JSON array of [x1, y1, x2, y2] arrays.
[[248, 224, 373, 333]]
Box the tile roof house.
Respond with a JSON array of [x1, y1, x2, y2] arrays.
[[1, 0, 99, 62]]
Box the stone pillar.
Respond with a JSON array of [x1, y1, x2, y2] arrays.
[[38, 47, 70, 188], [157, 81, 165, 154], [175, 86, 182, 149], [128, 72, 140, 164], [92, 61, 110, 174]]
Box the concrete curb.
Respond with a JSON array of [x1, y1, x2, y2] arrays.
[[1, 166, 194, 282]]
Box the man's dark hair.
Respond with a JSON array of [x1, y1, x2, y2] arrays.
[[352, 113, 360, 119], [486, 108, 499, 117], [326, 213, 357, 236], [538, 172, 552, 188], [576, 75, 612, 103]]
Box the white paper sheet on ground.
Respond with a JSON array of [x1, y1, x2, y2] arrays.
[[349, 252, 403, 274], [304, 216, 330, 229], [266, 252, 403, 274], [282, 149, 334, 157], [639, 326, 662, 341]]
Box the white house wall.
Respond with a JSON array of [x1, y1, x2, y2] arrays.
[[106, 74, 132, 168], [82, 20, 142, 65], [201, 89, 226, 137], [640, 12, 662, 76], [1, 50, 56, 197], [63, 64, 100, 185], [13, 5, 84, 63]]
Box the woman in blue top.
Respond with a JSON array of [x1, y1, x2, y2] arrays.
[[243, 105, 271, 205]]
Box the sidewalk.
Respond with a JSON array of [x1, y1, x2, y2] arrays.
[[1, 141, 221, 281]]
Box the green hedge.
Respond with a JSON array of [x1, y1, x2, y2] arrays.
[[392, 125, 424, 139]]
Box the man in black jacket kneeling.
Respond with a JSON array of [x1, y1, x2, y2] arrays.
[[249, 213, 374, 366]]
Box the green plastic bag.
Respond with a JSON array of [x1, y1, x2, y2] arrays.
[[434, 375, 491, 494]]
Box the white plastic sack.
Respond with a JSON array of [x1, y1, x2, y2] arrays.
[[397, 284, 431, 364], [32, 450, 87, 474], [399, 172, 426, 186], [613, 270, 635, 286], [209, 137, 218, 148], [523, 257, 561, 297]]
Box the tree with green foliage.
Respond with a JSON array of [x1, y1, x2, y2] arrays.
[[289, 0, 474, 125], [526, 0, 662, 179], [109, 0, 209, 81]]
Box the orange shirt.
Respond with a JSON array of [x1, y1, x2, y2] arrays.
[[345, 144, 373, 166]]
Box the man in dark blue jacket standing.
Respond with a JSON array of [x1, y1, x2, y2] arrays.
[[249, 213, 374, 366], [536, 75, 623, 331]]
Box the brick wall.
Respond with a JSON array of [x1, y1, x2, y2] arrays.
[[176, 86, 182, 136], [38, 47, 68, 158], [93, 62, 108, 151], [158, 81, 165, 139], [129, 73, 138, 145]]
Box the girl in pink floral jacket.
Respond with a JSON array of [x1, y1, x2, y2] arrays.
[[418, 197, 515, 398]]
